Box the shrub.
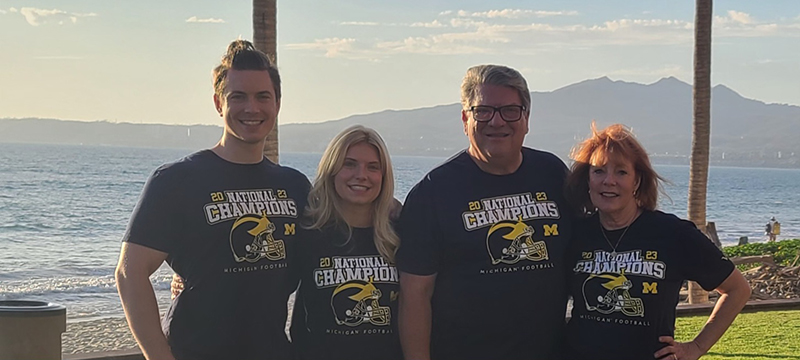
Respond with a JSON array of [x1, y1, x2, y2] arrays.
[[723, 238, 800, 266]]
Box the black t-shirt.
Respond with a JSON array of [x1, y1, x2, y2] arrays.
[[565, 210, 735, 360], [291, 226, 401, 360], [396, 148, 573, 360], [123, 150, 310, 360]]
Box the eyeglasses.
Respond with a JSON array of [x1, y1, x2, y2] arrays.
[[468, 105, 527, 122]]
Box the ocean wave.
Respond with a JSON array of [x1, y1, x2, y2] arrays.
[[0, 274, 172, 298], [0, 223, 43, 232], [0, 221, 107, 235]]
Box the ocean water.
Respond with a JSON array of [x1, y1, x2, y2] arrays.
[[1, 142, 798, 321]]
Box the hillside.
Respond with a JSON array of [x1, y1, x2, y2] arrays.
[[2, 77, 799, 168]]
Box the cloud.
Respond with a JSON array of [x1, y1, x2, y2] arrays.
[[186, 16, 225, 23], [448, 17, 487, 28], [339, 21, 379, 26], [285, 38, 361, 58], [714, 10, 756, 27], [375, 31, 504, 55], [18, 7, 96, 26], [454, 9, 578, 19], [375, 38, 487, 55], [21, 8, 65, 25], [289, 18, 693, 59], [727, 10, 753, 24], [0, 9, 6, 14], [711, 11, 800, 38], [287, 11, 800, 60], [410, 20, 447, 28], [599, 18, 692, 31], [534, 10, 579, 17]]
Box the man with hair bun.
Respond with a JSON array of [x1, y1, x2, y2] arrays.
[[115, 40, 309, 360]]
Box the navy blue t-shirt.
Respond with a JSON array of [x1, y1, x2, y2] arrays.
[[291, 225, 401, 360], [396, 148, 573, 360], [565, 210, 735, 360], [123, 150, 310, 360]]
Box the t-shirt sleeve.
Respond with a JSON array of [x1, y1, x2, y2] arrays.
[[122, 166, 184, 254], [673, 218, 735, 291], [395, 179, 441, 275]]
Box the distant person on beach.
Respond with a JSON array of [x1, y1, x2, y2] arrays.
[[115, 40, 309, 360], [563, 123, 750, 360], [765, 221, 773, 240], [289, 125, 402, 360], [395, 64, 573, 360], [767, 216, 779, 242]]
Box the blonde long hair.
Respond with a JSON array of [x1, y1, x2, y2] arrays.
[[305, 125, 399, 263]]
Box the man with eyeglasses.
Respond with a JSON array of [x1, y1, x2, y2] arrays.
[[396, 64, 572, 360]]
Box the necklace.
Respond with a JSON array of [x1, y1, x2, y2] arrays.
[[601, 224, 630, 259], [600, 211, 640, 258]]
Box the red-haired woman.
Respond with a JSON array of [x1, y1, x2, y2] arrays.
[[563, 123, 750, 360]]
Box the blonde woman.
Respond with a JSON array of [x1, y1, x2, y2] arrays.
[[290, 125, 401, 360]]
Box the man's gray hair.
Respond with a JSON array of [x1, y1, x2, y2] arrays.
[[460, 65, 531, 111]]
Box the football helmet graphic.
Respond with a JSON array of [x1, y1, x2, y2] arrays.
[[582, 272, 644, 317], [486, 216, 549, 265], [229, 212, 286, 263], [331, 277, 391, 327]]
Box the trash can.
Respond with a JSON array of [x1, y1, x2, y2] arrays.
[[0, 300, 66, 360], [738, 236, 749, 246]]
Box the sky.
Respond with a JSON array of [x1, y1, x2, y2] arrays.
[[1, 0, 799, 126]]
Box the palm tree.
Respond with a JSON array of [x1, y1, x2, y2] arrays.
[[687, 0, 713, 304], [253, 0, 279, 163]]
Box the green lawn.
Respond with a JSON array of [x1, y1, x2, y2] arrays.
[[675, 310, 800, 359]]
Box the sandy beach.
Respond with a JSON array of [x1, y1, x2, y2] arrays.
[[63, 317, 138, 355], [64, 298, 295, 356]]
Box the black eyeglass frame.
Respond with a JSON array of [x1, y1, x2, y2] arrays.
[[467, 105, 528, 122]]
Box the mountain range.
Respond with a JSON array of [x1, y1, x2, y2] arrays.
[[2, 76, 799, 168]]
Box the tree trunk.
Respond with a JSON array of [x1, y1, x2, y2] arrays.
[[253, 0, 279, 163], [687, 0, 713, 304]]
